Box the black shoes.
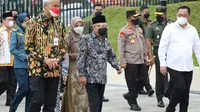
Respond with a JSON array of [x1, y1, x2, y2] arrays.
[[157, 100, 165, 107], [148, 89, 155, 96], [130, 104, 141, 111], [103, 96, 109, 102], [138, 90, 148, 95], [123, 93, 132, 106], [5, 102, 11, 106]]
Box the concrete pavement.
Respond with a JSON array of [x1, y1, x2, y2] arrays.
[[0, 64, 200, 112]]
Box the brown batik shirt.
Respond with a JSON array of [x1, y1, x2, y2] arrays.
[[24, 13, 67, 78]]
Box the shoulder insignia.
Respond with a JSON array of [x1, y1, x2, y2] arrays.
[[150, 21, 156, 24], [120, 32, 125, 38]]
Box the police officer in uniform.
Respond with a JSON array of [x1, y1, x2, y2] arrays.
[[145, 6, 173, 107], [138, 6, 155, 96], [118, 10, 150, 111]]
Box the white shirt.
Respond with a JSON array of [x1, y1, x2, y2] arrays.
[[158, 21, 200, 72], [0, 27, 11, 64]]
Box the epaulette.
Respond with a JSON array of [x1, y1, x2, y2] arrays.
[[149, 21, 157, 25]]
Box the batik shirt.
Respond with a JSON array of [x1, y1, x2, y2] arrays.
[[24, 13, 67, 77], [77, 32, 119, 84]]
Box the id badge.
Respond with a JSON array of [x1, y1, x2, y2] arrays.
[[54, 37, 59, 46]]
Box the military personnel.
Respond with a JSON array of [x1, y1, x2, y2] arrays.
[[77, 15, 122, 112], [118, 10, 150, 111], [83, 4, 103, 35], [24, 0, 67, 111], [145, 6, 173, 107], [138, 6, 155, 96], [0, 11, 17, 106]]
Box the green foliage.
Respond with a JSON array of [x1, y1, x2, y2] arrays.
[[82, 1, 200, 66]]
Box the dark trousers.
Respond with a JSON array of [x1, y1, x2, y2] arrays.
[[164, 80, 173, 99], [29, 76, 59, 112], [125, 64, 148, 104], [166, 68, 193, 112], [154, 47, 168, 102], [11, 68, 30, 112], [86, 83, 105, 112], [137, 65, 153, 92], [0, 66, 17, 104]]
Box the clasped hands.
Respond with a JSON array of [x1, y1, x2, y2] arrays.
[[44, 58, 60, 70]]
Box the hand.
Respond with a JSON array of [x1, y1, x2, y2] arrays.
[[117, 67, 122, 75], [160, 66, 167, 76], [147, 56, 155, 65], [62, 76, 67, 85], [121, 64, 126, 69], [79, 76, 87, 85], [26, 55, 30, 60], [44, 58, 54, 70]]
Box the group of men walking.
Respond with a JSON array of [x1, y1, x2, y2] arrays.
[[118, 4, 200, 112], [0, 0, 200, 112]]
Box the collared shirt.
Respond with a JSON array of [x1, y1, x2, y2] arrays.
[[158, 22, 200, 71], [77, 32, 119, 84], [145, 19, 173, 47], [118, 25, 148, 65], [24, 13, 67, 77], [0, 25, 14, 66], [139, 18, 151, 35]]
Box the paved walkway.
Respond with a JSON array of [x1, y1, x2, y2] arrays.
[[0, 64, 200, 112]]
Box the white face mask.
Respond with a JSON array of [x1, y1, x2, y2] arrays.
[[177, 17, 187, 25], [74, 26, 83, 35], [22, 22, 27, 28], [7, 21, 14, 27]]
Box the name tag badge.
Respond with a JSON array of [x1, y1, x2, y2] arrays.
[[54, 37, 59, 46]]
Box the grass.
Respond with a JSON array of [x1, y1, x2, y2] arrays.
[[77, 1, 200, 66], [102, 1, 200, 66]]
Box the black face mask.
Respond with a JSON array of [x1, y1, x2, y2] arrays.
[[144, 13, 150, 18], [156, 16, 164, 23], [13, 15, 18, 20], [98, 28, 107, 38], [132, 19, 139, 25], [95, 11, 102, 17]]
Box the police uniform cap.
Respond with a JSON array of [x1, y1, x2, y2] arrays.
[[2, 11, 13, 20], [92, 15, 106, 24], [126, 10, 141, 19], [154, 6, 167, 15]]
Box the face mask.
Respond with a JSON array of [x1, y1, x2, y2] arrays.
[[177, 17, 187, 25], [98, 28, 107, 37], [156, 16, 164, 23], [132, 19, 139, 25], [95, 11, 102, 17], [7, 21, 14, 27], [74, 26, 83, 34], [144, 13, 150, 18], [13, 15, 18, 20], [22, 22, 27, 28], [49, 7, 60, 17]]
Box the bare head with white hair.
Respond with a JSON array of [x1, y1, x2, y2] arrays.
[[43, 0, 60, 19]]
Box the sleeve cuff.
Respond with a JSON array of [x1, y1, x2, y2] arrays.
[[62, 68, 68, 76], [160, 61, 166, 67]]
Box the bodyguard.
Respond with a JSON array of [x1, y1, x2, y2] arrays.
[[145, 6, 173, 107], [118, 10, 150, 111]]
